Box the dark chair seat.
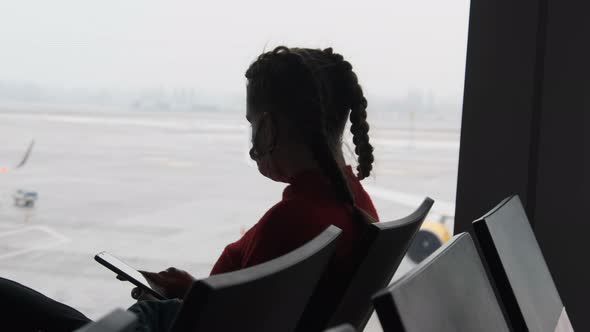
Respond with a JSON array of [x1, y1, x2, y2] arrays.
[[473, 195, 570, 331], [298, 198, 434, 331], [372, 233, 510, 332], [169, 225, 342, 332]]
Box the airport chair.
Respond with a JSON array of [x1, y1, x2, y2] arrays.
[[297, 198, 434, 331], [169, 225, 342, 332], [473, 195, 571, 332], [323, 323, 357, 332], [74, 309, 137, 332], [372, 233, 510, 332]]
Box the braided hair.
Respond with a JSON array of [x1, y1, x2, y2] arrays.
[[245, 46, 375, 207]]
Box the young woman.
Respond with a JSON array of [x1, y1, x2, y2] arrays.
[[0, 46, 378, 332]]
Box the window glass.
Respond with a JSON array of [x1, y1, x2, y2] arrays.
[[0, 0, 469, 324]]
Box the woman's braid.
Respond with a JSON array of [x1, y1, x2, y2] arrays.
[[349, 80, 374, 179], [322, 48, 374, 180]]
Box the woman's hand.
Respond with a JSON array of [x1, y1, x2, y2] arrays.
[[119, 267, 195, 300], [140, 267, 196, 299]]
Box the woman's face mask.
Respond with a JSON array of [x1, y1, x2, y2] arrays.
[[248, 111, 288, 182], [249, 112, 274, 160]]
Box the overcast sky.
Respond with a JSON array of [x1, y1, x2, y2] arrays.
[[0, 0, 470, 100]]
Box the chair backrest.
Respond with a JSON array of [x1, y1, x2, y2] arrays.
[[169, 225, 342, 332], [473, 195, 566, 332], [372, 233, 510, 332], [74, 309, 137, 332], [298, 197, 433, 331]]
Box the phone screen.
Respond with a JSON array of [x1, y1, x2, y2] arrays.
[[95, 251, 165, 299]]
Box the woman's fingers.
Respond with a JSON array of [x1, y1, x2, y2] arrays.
[[140, 270, 160, 280], [143, 271, 167, 286], [116, 274, 127, 281], [131, 287, 158, 301], [137, 267, 195, 299], [131, 287, 143, 300]]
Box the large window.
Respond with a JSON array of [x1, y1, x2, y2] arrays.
[[0, 0, 469, 326]]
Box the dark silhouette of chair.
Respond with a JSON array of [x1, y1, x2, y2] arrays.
[[372, 233, 510, 332], [323, 324, 357, 332], [298, 198, 433, 331], [473, 195, 568, 331], [169, 225, 342, 332], [74, 309, 137, 332]]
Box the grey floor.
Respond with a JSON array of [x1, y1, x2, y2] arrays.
[[0, 107, 460, 331]]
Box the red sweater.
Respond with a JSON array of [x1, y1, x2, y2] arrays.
[[210, 166, 379, 275]]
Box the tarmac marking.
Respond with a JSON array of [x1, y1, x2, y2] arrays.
[[371, 138, 459, 150], [0, 225, 71, 260]]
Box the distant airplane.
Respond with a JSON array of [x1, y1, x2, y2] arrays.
[[1, 140, 38, 207], [0, 139, 35, 173]]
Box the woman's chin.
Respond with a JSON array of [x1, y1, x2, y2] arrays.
[[257, 166, 289, 183]]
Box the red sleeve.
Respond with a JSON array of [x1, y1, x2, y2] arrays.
[[210, 221, 260, 275], [210, 241, 242, 275], [210, 200, 326, 275]]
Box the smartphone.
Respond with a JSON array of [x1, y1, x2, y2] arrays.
[[95, 251, 166, 300]]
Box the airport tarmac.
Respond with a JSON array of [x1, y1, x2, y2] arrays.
[[0, 106, 460, 330]]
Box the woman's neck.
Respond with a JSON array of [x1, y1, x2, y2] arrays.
[[275, 142, 348, 182]]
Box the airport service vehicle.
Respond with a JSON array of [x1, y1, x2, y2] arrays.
[[13, 189, 38, 207]]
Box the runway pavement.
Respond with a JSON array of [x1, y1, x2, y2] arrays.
[[0, 106, 460, 330]]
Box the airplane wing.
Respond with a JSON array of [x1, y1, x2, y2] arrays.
[[15, 139, 35, 169]]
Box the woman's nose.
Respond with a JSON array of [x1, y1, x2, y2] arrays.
[[249, 147, 258, 161]]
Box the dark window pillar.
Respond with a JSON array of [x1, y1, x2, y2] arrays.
[[455, 0, 589, 329]]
